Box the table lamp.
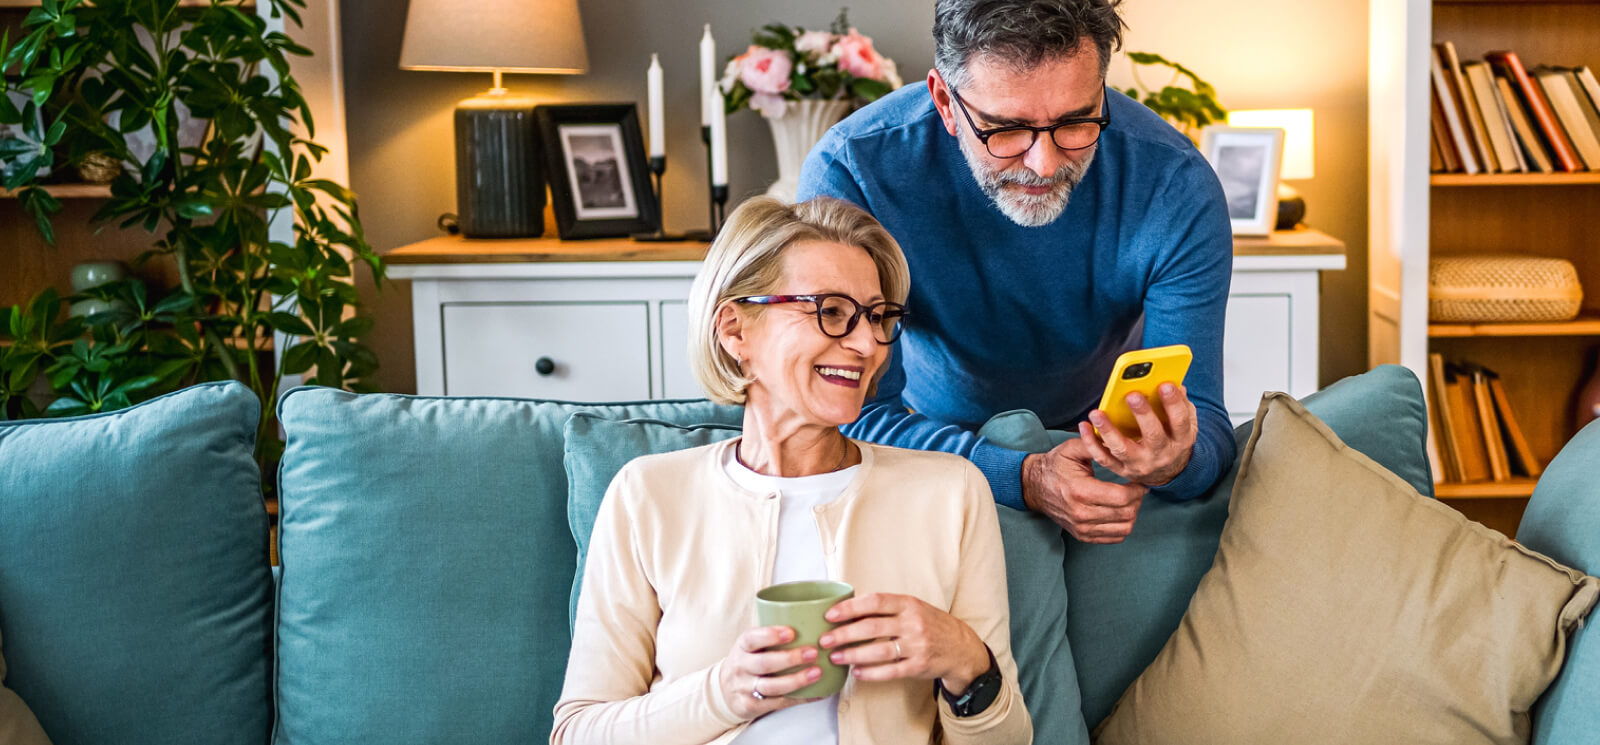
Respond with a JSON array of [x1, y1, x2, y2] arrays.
[[400, 0, 589, 238], [1227, 108, 1314, 230]]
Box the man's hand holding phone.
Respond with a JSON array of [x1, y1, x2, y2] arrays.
[[1019, 345, 1199, 543], [1078, 382, 1198, 487]]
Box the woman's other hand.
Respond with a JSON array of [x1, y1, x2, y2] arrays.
[[819, 592, 990, 693], [718, 625, 827, 719]]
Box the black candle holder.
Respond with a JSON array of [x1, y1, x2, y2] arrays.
[[678, 125, 719, 243], [631, 155, 690, 242], [710, 184, 729, 237]]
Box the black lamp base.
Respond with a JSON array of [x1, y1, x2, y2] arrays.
[[1275, 184, 1307, 231], [455, 92, 544, 238]]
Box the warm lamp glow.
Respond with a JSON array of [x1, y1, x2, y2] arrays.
[[1228, 108, 1315, 180], [399, 0, 590, 76]]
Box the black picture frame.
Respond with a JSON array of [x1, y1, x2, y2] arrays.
[[535, 104, 658, 240]]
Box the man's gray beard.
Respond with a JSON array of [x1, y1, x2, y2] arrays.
[[958, 135, 1095, 227]]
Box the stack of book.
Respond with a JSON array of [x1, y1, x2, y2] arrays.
[[1427, 353, 1544, 483], [1429, 43, 1600, 174]]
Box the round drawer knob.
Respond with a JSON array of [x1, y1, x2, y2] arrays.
[[535, 357, 556, 376]]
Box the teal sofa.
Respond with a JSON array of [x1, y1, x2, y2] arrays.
[[0, 365, 1595, 744]]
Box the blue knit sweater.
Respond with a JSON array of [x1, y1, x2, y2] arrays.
[[797, 82, 1236, 509]]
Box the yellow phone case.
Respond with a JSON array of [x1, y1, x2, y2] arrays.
[[1095, 344, 1193, 439]]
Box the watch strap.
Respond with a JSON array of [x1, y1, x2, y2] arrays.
[[935, 644, 1002, 718]]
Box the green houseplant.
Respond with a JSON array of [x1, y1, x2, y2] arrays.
[[1120, 51, 1226, 142], [0, 0, 381, 473]]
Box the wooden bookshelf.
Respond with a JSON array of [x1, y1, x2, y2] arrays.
[[1429, 314, 1600, 337], [1431, 172, 1600, 186], [1374, 0, 1600, 537], [0, 183, 113, 199], [1435, 478, 1538, 499]]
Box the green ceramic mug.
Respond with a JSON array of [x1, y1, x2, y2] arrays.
[[755, 580, 855, 699]]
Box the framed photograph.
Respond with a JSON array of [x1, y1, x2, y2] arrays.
[[535, 104, 658, 239], [1199, 125, 1285, 236]]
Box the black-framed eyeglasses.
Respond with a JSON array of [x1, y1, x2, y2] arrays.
[[736, 294, 908, 344], [948, 86, 1110, 159]]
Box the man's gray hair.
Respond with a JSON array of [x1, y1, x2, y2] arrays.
[[933, 0, 1126, 90]]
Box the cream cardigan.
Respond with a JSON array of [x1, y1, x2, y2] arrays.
[[551, 438, 1032, 745]]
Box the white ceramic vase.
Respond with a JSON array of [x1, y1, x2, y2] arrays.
[[764, 99, 853, 203]]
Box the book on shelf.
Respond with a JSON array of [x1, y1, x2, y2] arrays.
[[1535, 67, 1600, 170], [1428, 353, 1463, 482], [1432, 47, 1481, 174], [1446, 362, 1494, 482], [1466, 62, 1526, 173], [1487, 372, 1543, 479], [1487, 50, 1583, 172], [1439, 42, 1500, 172], [1432, 85, 1465, 172], [1576, 67, 1600, 121], [1469, 366, 1512, 481], [1496, 74, 1555, 173], [1562, 69, 1600, 164], [1431, 132, 1446, 172]]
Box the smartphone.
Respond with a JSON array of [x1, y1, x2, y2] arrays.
[[1095, 344, 1193, 440]]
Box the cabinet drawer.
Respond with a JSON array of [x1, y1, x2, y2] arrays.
[[658, 301, 703, 400], [1223, 294, 1292, 422], [442, 303, 651, 400]]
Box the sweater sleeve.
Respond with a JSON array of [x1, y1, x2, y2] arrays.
[[937, 463, 1033, 744], [550, 468, 743, 745], [800, 130, 1032, 512], [1138, 155, 1238, 500]]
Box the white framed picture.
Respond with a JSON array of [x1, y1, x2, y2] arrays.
[[1200, 125, 1285, 236], [557, 124, 639, 222]]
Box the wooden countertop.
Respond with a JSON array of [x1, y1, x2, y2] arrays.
[[384, 227, 1345, 265]]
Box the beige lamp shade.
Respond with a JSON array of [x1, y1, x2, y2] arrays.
[[399, 0, 589, 75]]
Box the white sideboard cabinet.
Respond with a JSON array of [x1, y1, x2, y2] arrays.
[[389, 231, 1345, 423]]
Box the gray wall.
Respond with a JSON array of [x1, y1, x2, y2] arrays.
[[340, 0, 1368, 395]]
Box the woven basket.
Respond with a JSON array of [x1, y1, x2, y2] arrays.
[[74, 151, 122, 184], [1429, 255, 1583, 323]]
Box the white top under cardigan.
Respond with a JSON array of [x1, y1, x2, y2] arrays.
[[724, 444, 858, 745]]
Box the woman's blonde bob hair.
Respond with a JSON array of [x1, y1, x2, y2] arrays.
[[687, 196, 911, 405]]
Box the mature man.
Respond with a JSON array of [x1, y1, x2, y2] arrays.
[[797, 0, 1235, 543]]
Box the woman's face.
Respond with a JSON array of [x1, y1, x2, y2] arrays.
[[731, 240, 891, 430]]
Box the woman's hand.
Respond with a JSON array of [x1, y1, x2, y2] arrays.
[[1078, 382, 1198, 487], [718, 625, 827, 720], [818, 593, 991, 693]]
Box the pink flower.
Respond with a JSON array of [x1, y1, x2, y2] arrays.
[[831, 29, 882, 81], [737, 45, 793, 96], [795, 30, 834, 61], [749, 92, 790, 118]]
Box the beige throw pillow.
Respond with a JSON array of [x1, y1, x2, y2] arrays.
[[1095, 393, 1599, 745], [1, 628, 52, 745]]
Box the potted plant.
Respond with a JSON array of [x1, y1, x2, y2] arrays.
[[1119, 51, 1227, 143], [0, 0, 380, 478], [719, 9, 903, 202]]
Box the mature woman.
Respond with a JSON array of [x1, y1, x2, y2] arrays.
[[551, 197, 1030, 745]]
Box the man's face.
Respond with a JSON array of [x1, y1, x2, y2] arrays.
[[930, 44, 1105, 227]]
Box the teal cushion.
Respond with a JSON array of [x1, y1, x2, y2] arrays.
[[1063, 364, 1432, 727], [563, 413, 741, 628], [0, 382, 273, 745], [977, 414, 1091, 745], [1520, 418, 1600, 744], [272, 390, 740, 744]]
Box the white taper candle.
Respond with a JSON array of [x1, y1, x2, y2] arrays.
[[647, 53, 665, 158]]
